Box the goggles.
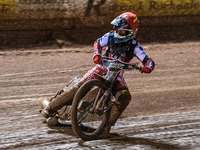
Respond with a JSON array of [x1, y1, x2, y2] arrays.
[[114, 26, 138, 37]]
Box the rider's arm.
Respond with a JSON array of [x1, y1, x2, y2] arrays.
[[134, 44, 155, 73], [93, 33, 109, 64]]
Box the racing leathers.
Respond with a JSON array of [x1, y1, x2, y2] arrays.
[[41, 31, 155, 135], [90, 31, 155, 134]]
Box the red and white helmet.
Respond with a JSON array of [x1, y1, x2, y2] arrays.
[[111, 12, 139, 43]]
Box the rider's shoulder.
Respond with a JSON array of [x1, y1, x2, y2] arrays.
[[100, 32, 110, 42], [103, 32, 113, 38], [100, 31, 114, 42]]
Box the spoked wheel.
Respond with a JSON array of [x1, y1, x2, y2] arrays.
[[71, 79, 111, 141]]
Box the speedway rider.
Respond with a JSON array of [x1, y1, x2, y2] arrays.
[[41, 12, 155, 135]]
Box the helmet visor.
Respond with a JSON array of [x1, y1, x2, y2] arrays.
[[116, 28, 132, 36], [113, 27, 138, 43]]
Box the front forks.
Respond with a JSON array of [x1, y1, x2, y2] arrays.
[[94, 90, 111, 115]]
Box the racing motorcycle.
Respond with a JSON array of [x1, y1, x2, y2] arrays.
[[41, 57, 141, 140]]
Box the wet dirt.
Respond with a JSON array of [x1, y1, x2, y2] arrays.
[[0, 41, 200, 149]]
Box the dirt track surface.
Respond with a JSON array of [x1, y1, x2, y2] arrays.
[[0, 41, 200, 149]]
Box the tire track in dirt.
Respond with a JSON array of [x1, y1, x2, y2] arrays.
[[0, 42, 200, 149], [0, 65, 91, 78], [0, 65, 92, 101], [0, 100, 199, 150], [0, 63, 199, 101]]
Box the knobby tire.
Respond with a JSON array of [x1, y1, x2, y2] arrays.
[[71, 79, 110, 141]]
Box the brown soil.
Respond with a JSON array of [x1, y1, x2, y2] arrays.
[[0, 41, 200, 149]]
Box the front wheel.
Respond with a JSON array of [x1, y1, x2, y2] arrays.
[[71, 79, 111, 140]]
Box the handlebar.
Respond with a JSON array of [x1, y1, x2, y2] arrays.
[[100, 57, 142, 73]]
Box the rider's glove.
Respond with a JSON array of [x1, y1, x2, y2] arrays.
[[93, 55, 102, 64], [142, 58, 155, 73]]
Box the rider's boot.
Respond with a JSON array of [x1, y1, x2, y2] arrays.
[[102, 89, 131, 136], [41, 83, 81, 118]]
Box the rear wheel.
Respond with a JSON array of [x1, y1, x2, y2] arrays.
[[71, 79, 111, 140]]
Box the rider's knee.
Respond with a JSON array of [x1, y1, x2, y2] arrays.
[[115, 89, 131, 108]]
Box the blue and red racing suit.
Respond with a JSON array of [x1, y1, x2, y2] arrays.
[[80, 31, 155, 92]]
